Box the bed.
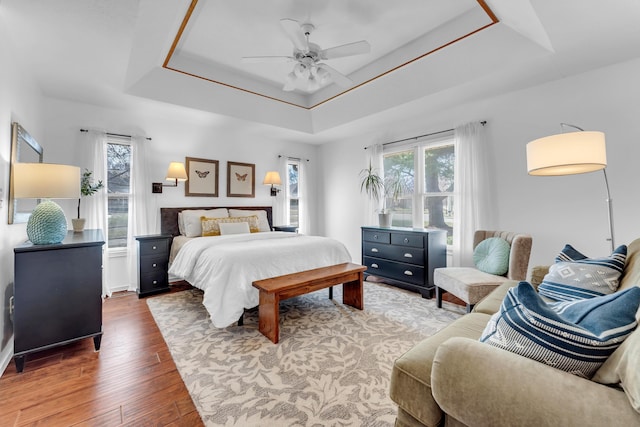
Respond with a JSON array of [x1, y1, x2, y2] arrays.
[[161, 206, 352, 328]]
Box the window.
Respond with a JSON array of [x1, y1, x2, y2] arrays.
[[383, 135, 456, 244], [286, 160, 300, 227], [106, 137, 131, 248]]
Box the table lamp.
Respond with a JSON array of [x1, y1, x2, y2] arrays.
[[13, 163, 81, 245]]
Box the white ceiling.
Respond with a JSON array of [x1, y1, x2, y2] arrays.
[[2, 0, 640, 141]]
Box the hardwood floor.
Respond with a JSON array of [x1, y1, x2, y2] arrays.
[[0, 284, 203, 427]]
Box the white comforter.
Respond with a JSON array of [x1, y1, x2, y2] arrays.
[[168, 232, 352, 327]]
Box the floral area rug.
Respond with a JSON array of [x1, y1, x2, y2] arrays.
[[147, 282, 464, 426]]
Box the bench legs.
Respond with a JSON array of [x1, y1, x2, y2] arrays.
[[343, 273, 364, 310]]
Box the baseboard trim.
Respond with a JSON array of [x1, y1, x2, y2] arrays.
[[0, 336, 14, 377]]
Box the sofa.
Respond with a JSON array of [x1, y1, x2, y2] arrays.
[[389, 238, 640, 427]]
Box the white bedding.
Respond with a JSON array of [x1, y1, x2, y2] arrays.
[[168, 232, 352, 327]]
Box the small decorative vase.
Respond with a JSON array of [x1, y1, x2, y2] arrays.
[[378, 213, 392, 228], [72, 218, 86, 232]]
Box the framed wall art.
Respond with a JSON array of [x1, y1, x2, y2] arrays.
[[227, 161, 255, 197], [185, 157, 219, 197]]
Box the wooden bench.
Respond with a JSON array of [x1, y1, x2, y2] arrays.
[[252, 262, 367, 343]]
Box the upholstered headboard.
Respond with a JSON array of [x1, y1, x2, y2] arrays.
[[160, 206, 273, 238]]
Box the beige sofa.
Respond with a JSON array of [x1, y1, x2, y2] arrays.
[[390, 238, 640, 427]]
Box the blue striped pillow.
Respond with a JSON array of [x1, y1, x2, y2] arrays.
[[538, 244, 627, 301], [480, 282, 640, 378]]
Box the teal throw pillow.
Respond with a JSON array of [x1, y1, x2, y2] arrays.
[[538, 244, 627, 301], [480, 281, 640, 379], [473, 237, 510, 276]]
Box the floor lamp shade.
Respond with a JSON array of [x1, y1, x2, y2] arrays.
[[526, 131, 606, 176], [13, 163, 81, 245]]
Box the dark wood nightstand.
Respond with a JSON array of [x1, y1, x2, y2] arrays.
[[135, 234, 172, 298], [273, 225, 299, 233]]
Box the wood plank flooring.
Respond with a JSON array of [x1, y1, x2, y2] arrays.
[[0, 284, 203, 427]]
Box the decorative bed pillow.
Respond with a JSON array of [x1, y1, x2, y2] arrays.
[[218, 221, 251, 235], [228, 209, 270, 232], [181, 208, 229, 237], [201, 215, 260, 236], [480, 281, 640, 379], [473, 237, 511, 276], [538, 244, 627, 301]]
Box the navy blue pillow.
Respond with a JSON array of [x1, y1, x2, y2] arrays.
[[480, 282, 640, 378]]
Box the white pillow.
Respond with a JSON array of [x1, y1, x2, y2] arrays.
[[228, 209, 270, 232], [181, 208, 228, 237], [218, 221, 251, 235]]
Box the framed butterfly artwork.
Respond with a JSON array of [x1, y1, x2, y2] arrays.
[[185, 157, 219, 197], [227, 161, 255, 198]]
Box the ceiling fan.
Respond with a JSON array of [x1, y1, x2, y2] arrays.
[[242, 18, 371, 92]]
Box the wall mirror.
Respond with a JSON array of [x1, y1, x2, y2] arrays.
[[8, 122, 44, 224]]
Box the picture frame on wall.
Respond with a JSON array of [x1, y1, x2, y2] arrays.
[[185, 157, 219, 197], [227, 161, 255, 197]]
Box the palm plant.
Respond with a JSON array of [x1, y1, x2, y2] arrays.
[[360, 161, 385, 211], [77, 169, 104, 219]]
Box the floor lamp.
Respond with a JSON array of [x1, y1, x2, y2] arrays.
[[526, 124, 615, 252]]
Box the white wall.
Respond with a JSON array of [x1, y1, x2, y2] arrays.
[[319, 57, 640, 273], [42, 97, 319, 291], [0, 19, 46, 372]]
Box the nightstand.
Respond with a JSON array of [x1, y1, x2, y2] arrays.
[[273, 225, 299, 233], [135, 234, 172, 298]]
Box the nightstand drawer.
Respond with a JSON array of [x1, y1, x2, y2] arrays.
[[139, 255, 168, 275], [391, 233, 424, 248], [140, 270, 168, 290], [363, 230, 391, 244], [139, 239, 170, 256], [363, 257, 425, 286], [363, 242, 424, 265]]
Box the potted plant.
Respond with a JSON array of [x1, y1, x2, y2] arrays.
[[73, 169, 104, 232], [360, 161, 393, 227]]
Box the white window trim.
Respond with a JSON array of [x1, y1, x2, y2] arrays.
[[105, 137, 132, 251]]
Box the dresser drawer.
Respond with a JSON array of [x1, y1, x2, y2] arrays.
[[363, 257, 425, 286], [363, 230, 391, 244], [391, 233, 424, 248], [363, 242, 424, 265], [139, 239, 170, 256], [139, 255, 168, 275], [140, 270, 168, 290]]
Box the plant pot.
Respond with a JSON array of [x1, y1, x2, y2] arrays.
[[72, 218, 86, 232], [378, 213, 392, 228]]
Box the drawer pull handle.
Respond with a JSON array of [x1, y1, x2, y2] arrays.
[[152, 246, 157, 250], [152, 263, 157, 267], [152, 280, 158, 284], [371, 263, 379, 268], [404, 253, 413, 258], [404, 238, 409, 243], [404, 270, 413, 276], [371, 248, 379, 253], [373, 234, 378, 240]]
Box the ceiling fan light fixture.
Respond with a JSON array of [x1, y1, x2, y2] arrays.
[[316, 67, 330, 84]]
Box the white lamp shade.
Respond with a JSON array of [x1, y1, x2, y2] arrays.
[[13, 163, 80, 199], [263, 171, 282, 185], [166, 162, 188, 181], [526, 131, 607, 176]]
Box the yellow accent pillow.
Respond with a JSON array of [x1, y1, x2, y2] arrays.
[[201, 215, 260, 236]]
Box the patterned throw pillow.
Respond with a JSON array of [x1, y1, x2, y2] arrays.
[[201, 215, 260, 236], [538, 244, 627, 301], [480, 281, 640, 379], [473, 237, 511, 276]]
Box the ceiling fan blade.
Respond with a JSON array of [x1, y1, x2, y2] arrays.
[[320, 40, 370, 60], [317, 63, 353, 88], [280, 18, 308, 52], [241, 56, 294, 63]]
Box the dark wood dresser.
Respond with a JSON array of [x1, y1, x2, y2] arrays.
[[135, 234, 172, 298], [361, 226, 446, 298], [13, 229, 105, 372]]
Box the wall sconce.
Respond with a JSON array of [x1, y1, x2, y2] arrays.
[[152, 162, 188, 193], [13, 163, 80, 245], [526, 123, 614, 251], [263, 171, 282, 196]]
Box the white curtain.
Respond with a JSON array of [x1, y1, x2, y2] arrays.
[[364, 144, 383, 226], [77, 130, 110, 297], [298, 160, 311, 235], [126, 136, 156, 291], [273, 155, 288, 227], [452, 122, 493, 267]]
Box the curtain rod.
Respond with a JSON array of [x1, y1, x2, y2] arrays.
[[365, 120, 486, 149], [278, 154, 310, 162], [80, 128, 152, 141]]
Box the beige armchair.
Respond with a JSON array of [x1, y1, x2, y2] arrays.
[[434, 230, 532, 312]]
